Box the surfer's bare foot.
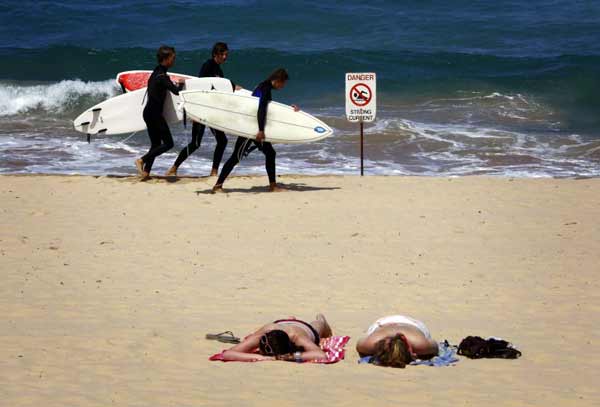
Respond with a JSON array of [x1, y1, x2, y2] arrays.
[[139, 171, 151, 182], [269, 183, 287, 192], [210, 168, 218, 177], [315, 313, 333, 338], [165, 166, 178, 177], [212, 185, 224, 194], [135, 159, 144, 176]]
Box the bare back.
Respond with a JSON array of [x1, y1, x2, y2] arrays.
[[357, 323, 438, 358]]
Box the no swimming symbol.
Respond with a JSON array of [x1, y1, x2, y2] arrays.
[[350, 83, 372, 107]]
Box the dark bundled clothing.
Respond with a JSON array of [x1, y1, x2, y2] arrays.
[[457, 336, 522, 359], [142, 65, 183, 173]]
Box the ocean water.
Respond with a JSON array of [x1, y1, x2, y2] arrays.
[[1, 0, 599, 177]]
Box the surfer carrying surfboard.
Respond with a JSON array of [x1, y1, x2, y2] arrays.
[[167, 42, 242, 178], [212, 68, 299, 193], [135, 45, 185, 180]]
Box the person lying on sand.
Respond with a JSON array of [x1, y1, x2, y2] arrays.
[[220, 314, 332, 362], [356, 314, 438, 368]]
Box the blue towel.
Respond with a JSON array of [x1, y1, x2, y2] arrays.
[[359, 340, 459, 367]]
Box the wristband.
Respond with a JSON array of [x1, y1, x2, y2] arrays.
[[294, 351, 303, 363]]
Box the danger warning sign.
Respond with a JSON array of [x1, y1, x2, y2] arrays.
[[350, 83, 372, 106], [346, 72, 376, 122]]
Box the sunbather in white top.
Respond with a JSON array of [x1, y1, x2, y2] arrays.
[[357, 314, 438, 368]]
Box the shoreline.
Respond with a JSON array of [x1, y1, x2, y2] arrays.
[[1, 172, 598, 180]]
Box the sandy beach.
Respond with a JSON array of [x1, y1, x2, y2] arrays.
[[1, 174, 599, 406]]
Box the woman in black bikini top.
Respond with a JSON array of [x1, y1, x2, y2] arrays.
[[219, 314, 333, 362]]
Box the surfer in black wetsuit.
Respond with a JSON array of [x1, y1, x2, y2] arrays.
[[135, 45, 184, 180], [212, 68, 299, 193], [166, 42, 242, 177]]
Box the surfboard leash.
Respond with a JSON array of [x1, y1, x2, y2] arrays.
[[121, 131, 138, 144]]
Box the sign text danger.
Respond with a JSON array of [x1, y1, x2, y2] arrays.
[[345, 72, 376, 123]]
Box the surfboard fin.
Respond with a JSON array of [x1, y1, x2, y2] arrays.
[[183, 108, 187, 128], [87, 134, 91, 143]]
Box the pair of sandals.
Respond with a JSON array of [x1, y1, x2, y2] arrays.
[[205, 330, 240, 344]]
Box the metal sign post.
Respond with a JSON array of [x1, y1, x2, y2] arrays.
[[345, 73, 376, 176], [360, 121, 364, 175]]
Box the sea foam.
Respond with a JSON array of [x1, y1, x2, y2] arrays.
[[0, 79, 117, 116]]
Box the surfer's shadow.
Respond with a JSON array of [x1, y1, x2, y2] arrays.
[[195, 183, 340, 195]]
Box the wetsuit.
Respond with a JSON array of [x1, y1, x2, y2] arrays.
[[216, 80, 276, 185], [141, 64, 183, 173], [173, 58, 235, 171]]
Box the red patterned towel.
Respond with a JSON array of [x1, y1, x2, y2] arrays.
[[209, 335, 350, 364]]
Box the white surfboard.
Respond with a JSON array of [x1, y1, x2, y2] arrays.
[[179, 90, 333, 144], [73, 77, 235, 136]]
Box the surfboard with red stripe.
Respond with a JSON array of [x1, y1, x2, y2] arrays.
[[116, 70, 195, 92]]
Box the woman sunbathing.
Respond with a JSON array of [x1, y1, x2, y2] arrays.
[[221, 314, 333, 362], [356, 315, 438, 368]]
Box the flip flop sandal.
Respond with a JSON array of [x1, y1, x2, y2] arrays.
[[205, 331, 240, 344]]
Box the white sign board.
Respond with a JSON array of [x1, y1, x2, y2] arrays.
[[345, 72, 376, 122]]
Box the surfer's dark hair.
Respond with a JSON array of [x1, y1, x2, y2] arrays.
[[157, 45, 176, 63], [212, 42, 229, 57], [268, 68, 289, 82]]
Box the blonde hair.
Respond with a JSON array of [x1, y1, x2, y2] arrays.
[[372, 334, 412, 368]]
